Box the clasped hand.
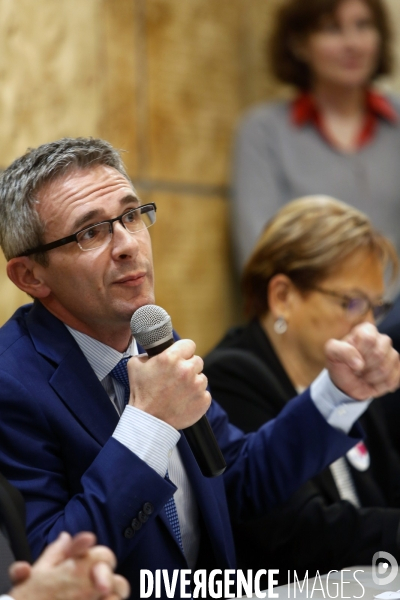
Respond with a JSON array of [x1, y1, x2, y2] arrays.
[[325, 322, 400, 399], [9, 531, 129, 600]]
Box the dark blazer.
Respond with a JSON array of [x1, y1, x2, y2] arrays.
[[379, 312, 400, 459], [0, 472, 31, 594], [204, 319, 400, 582], [0, 302, 363, 599], [0, 473, 31, 562]]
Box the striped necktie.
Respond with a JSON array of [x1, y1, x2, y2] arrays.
[[110, 356, 131, 413], [109, 357, 184, 551]]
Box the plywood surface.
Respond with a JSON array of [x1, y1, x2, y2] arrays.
[[0, 0, 101, 167], [146, 0, 243, 185], [142, 190, 240, 355]]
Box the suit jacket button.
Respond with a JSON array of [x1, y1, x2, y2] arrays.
[[143, 502, 154, 515], [124, 527, 135, 539], [138, 510, 148, 523], [131, 518, 142, 531]]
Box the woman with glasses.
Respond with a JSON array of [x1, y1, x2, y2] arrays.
[[204, 195, 400, 581]]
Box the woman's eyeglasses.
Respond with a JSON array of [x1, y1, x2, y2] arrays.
[[310, 285, 392, 323]]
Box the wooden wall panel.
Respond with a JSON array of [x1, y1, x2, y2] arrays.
[[0, 0, 101, 166], [143, 190, 239, 355], [97, 0, 139, 175], [145, 0, 242, 185], [237, 0, 287, 107]]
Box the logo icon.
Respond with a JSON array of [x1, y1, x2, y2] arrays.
[[372, 551, 398, 586]]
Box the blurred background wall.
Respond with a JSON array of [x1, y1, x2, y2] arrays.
[[1, 0, 400, 355]]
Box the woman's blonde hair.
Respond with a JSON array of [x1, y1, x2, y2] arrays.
[[242, 196, 398, 318]]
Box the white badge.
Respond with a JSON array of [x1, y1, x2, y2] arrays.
[[346, 441, 370, 471]]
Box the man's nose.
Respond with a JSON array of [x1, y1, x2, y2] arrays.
[[110, 220, 139, 256]]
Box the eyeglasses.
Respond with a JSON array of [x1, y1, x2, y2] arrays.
[[310, 285, 392, 323], [18, 203, 157, 256]]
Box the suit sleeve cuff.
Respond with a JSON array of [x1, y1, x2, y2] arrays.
[[310, 369, 372, 434], [112, 405, 180, 477]]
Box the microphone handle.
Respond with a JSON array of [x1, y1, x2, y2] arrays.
[[146, 339, 226, 478], [183, 416, 226, 478]]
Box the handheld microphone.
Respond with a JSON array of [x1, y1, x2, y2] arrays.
[[130, 304, 226, 478]]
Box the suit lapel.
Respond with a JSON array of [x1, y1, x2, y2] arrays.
[[26, 302, 119, 446]]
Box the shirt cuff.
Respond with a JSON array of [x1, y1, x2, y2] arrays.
[[112, 405, 181, 477], [0, 595, 14, 600], [310, 369, 372, 434]]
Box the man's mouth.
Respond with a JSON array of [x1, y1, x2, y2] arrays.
[[113, 272, 146, 286]]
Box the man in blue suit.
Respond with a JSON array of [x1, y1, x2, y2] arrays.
[[0, 138, 398, 599]]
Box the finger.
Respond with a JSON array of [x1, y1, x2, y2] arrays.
[[202, 387, 212, 412], [370, 366, 400, 393], [113, 574, 131, 599], [34, 531, 72, 567], [360, 332, 393, 369], [196, 373, 210, 398], [325, 339, 365, 372], [66, 532, 97, 558], [8, 562, 31, 584], [88, 545, 117, 570], [357, 334, 397, 377], [361, 346, 400, 392], [127, 354, 148, 368], [344, 322, 379, 358], [102, 576, 130, 600], [187, 355, 205, 375], [166, 339, 196, 360], [369, 379, 399, 397], [91, 561, 113, 594]]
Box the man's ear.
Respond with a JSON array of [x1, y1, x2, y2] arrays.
[[7, 257, 51, 298], [267, 274, 295, 320]]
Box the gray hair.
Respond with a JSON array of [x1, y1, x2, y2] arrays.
[[0, 137, 132, 265]]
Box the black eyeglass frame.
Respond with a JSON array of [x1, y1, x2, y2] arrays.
[[18, 202, 157, 257], [310, 285, 393, 321]]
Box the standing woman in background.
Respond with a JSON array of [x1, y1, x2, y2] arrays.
[[232, 0, 400, 268], [204, 196, 400, 581]]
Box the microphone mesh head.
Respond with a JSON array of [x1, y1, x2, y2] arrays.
[[130, 304, 173, 348]]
